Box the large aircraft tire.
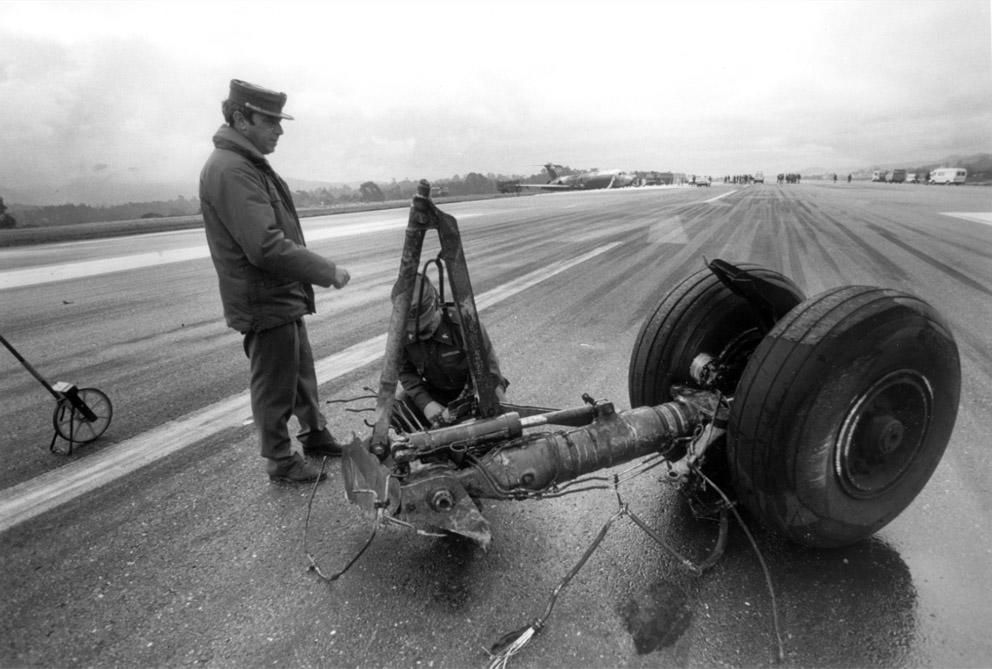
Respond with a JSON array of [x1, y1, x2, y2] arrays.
[[628, 264, 803, 407], [727, 286, 961, 548]]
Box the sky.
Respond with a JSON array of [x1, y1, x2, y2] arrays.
[[1, 0, 990, 205]]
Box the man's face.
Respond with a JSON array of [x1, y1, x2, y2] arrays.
[[239, 112, 283, 155], [407, 305, 442, 340], [405, 287, 442, 340]]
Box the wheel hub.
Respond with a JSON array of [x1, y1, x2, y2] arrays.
[[869, 415, 905, 455], [836, 370, 933, 498], [689, 328, 764, 394]]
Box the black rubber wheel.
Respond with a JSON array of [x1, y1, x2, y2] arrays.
[[53, 387, 113, 444], [728, 286, 960, 548], [628, 264, 804, 407]]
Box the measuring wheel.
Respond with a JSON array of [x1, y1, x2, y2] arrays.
[[51, 386, 113, 454], [2, 334, 114, 454]]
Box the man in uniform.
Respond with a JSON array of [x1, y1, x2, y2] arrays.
[[392, 273, 507, 430], [200, 79, 350, 484]]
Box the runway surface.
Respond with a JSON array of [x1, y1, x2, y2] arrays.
[[2, 182, 991, 668]]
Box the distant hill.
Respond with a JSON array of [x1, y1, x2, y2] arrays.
[[0, 184, 37, 206], [0, 177, 198, 207], [284, 177, 355, 193]]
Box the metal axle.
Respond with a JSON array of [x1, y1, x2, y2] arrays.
[[392, 397, 708, 547]]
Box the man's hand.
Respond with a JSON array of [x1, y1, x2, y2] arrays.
[[332, 267, 350, 289], [423, 401, 445, 424]]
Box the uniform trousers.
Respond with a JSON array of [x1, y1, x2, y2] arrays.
[[242, 319, 331, 460]]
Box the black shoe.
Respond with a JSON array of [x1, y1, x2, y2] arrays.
[[302, 437, 344, 458], [267, 455, 328, 484]]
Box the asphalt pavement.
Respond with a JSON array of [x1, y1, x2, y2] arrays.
[[2, 182, 991, 668]]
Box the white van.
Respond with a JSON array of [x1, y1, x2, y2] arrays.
[[929, 167, 967, 185]]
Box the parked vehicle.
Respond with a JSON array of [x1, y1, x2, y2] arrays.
[[906, 173, 919, 184], [886, 169, 907, 183], [928, 167, 967, 185], [871, 170, 885, 182]]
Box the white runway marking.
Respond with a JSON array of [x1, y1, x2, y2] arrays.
[[941, 212, 992, 227], [0, 218, 407, 290], [0, 242, 621, 533], [0, 247, 213, 289], [702, 189, 737, 204]]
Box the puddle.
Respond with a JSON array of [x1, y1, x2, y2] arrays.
[[618, 579, 692, 654]]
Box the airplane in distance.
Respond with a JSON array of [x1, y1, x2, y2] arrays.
[[520, 163, 637, 190]]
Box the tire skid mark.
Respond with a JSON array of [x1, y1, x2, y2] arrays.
[[794, 199, 910, 284], [882, 217, 992, 263], [778, 212, 812, 291], [953, 325, 992, 388], [867, 223, 992, 297], [581, 240, 655, 307], [783, 194, 844, 288], [726, 190, 810, 291], [722, 213, 765, 267], [629, 207, 752, 325]]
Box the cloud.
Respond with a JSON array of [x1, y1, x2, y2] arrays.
[[1, 0, 989, 204], [1, 31, 220, 187]]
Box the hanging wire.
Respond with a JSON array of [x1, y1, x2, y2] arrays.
[[303, 452, 447, 583], [485, 454, 733, 669], [303, 456, 387, 583], [308, 385, 783, 663], [691, 464, 785, 663], [325, 388, 379, 418], [611, 447, 691, 487], [325, 392, 378, 405], [486, 507, 625, 669]]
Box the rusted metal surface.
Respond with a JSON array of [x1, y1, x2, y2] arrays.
[[460, 402, 698, 497], [370, 180, 502, 456], [383, 398, 703, 547]]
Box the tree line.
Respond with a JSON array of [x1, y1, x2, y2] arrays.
[[1, 170, 551, 228], [291, 172, 514, 207], [4, 196, 202, 228]]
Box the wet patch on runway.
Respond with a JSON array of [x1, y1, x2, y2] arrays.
[[618, 578, 692, 654], [432, 578, 472, 609], [428, 534, 478, 610]]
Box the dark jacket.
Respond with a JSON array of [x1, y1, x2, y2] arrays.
[[199, 125, 337, 333], [399, 306, 507, 411]]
